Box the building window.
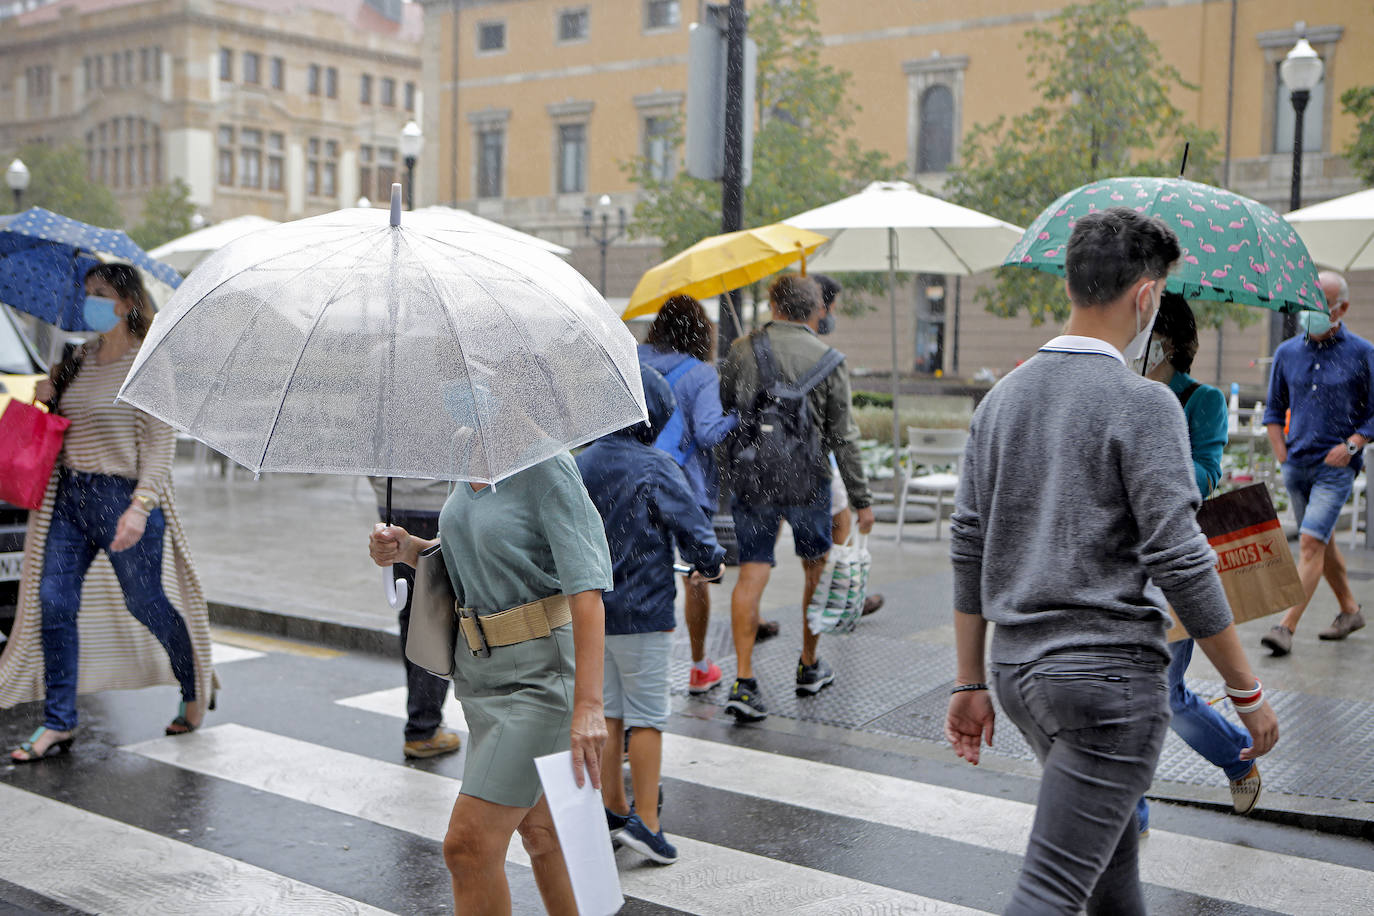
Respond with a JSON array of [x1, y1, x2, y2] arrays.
[[557, 123, 586, 193], [377, 146, 397, 197], [359, 145, 374, 201], [308, 64, 321, 96], [83, 58, 93, 91], [1274, 61, 1325, 154], [323, 140, 338, 197], [380, 77, 396, 107], [916, 84, 955, 173], [325, 66, 338, 99], [217, 125, 235, 186], [644, 0, 679, 30], [478, 21, 507, 52], [239, 129, 262, 189], [477, 128, 504, 198], [643, 116, 675, 183], [124, 50, 134, 85], [306, 138, 320, 196], [404, 81, 416, 112], [270, 57, 284, 90], [219, 48, 233, 81], [139, 48, 150, 82], [558, 8, 589, 43], [243, 52, 260, 85], [25, 66, 52, 97], [360, 74, 373, 104], [267, 133, 284, 191]]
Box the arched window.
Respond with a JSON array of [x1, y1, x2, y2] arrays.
[[917, 84, 954, 173]]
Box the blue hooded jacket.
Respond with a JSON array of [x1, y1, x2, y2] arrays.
[[638, 344, 738, 513], [576, 366, 726, 635]]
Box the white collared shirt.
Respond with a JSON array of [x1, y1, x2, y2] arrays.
[[1038, 335, 1126, 366]]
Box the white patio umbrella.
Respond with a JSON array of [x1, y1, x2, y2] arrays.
[[1285, 187, 1374, 272], [148, 215, 280, 273], [413, 205, 572, 257], [785, 181, 1023, 465], [119, 185, 645, 605]]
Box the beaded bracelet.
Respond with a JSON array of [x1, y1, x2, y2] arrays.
[[950, 683, 989, 695]]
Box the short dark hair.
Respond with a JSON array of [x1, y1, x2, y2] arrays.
[[811, 273, 841, 308], [1065, 207, 1180, 306], [646, 294, 713, 362], [769, 274, 821, 321], [1154, 291, 1198, 373]]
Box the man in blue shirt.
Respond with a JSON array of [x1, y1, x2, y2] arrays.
[[1260, 271, 1373, 656]]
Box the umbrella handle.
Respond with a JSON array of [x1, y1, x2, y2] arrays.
[[384, 567, 409, 610]]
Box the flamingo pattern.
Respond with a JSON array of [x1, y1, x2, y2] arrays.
[[1003, 176, 1326, 316]]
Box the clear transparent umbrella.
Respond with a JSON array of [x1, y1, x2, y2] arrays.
[[118, 187, 645, 485]]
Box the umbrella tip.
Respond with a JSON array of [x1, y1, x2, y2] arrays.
[[390, 183, 402, 227]]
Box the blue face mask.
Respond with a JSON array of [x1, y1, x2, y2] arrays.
[[82, 296, 120, 333], [1299, 309, 1333, 337], [817, 310, 835, 335]]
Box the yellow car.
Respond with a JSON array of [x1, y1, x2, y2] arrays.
[[0, 305, 47, 639]]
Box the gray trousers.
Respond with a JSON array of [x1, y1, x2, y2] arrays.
[[992, 647, 1170, 916]]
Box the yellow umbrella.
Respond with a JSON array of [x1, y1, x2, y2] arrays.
[[622, 223, 829, 321]]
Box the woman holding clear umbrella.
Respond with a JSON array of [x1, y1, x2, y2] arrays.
[[369, 451, 612, 914], [1, 263, 215, 761]]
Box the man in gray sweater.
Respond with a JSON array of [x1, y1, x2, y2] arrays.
[[944, 208, 1278, 916]]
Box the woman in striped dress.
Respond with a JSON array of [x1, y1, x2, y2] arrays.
[[5, 263, 213, 761]]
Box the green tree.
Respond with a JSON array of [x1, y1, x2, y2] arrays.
[[4, 142, 122, 228], [946, 0, 1242, 326], [625, 0, 899, 313], [1340, 85, 1374, 187], [128, 178, 196, 251]]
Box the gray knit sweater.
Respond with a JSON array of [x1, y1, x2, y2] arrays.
[[950, 343, 1234, 665]]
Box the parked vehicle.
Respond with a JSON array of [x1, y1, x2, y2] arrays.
[[0, 306, 47, 640]]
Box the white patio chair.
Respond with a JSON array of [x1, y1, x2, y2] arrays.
[[896, 427, 969, 541]]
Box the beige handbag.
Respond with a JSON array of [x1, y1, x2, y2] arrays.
[[405, 543, 458, 678]]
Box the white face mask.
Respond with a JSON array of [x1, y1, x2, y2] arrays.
[[1126, 283, 1160, 373], [1143, 338, 1168, 375]]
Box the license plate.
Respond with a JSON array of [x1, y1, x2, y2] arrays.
[[0, 552, 21, 582]]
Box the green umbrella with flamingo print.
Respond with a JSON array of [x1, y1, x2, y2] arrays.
[[1003, 177, 1326, 315]]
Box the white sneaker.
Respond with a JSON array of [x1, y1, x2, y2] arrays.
[[1229, 765, 1262, 815]]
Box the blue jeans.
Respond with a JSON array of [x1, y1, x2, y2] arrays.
[[1282, 461, 1356, 543], [39, 470, 197, 731], [992, 648, 1169, 916], [1135, 639, 1251, 829]]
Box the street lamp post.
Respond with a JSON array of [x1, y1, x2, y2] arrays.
[[399, 121, 424, 211], [6, 158, 31, 211], [582, 193, 626, 296], [1274, 35, 1324, 347]]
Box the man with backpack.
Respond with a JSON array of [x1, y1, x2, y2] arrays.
[[718, 275, 874, 721]]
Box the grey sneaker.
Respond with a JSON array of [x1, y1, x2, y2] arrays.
[[1317, 608, 1365, 641], [1261, 625, 1293, 656], [725, 678, 768, 722], [1229, 764, 1262, 815], [795, 657, 836, 695]]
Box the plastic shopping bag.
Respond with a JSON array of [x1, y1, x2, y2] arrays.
[[0, 399, 69, 510], [806, 532, 871, 635]]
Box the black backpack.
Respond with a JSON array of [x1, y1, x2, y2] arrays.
[[725, 330, 845, 506]]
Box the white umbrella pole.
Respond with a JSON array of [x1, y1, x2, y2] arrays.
[[888, 227, 901, 478]]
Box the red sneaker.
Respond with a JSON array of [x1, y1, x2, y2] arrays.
[[688, 661, 723, 694]]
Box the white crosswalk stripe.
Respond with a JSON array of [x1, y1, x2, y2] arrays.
[[127, 724, 989, 916], [209, 642, 265, 666], [0, 783, 392, 916], [332, 686, 1374, 916]]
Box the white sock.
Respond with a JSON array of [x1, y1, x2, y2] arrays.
[[692, 659, 710, 673]]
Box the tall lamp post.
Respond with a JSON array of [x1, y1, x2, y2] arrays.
[[582, 193, 626, 295], [6, 158, 30, 211], [1275, 36, 1324, 346], [400, 120, 424, 211]]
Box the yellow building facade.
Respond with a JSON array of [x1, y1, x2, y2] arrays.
[[416, 0, 1373, 386]]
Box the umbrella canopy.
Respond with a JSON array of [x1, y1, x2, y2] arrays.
[[786, 181, 1025, 274], [413, 205, 572, 257], [0, 207, 182, 331], [1285, 187, 1374, 273], [1004, 177, 1325, 314], [148, 215, 281, 273], [118, 201, 645, 484], [622, 224, 828, 321]]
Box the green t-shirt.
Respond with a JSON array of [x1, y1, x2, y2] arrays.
[[438, 452, 613, 612]]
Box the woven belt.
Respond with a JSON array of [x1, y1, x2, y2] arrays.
[[457, 595, 572, 658]]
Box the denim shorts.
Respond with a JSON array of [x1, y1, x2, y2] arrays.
[[603, 630, 673, 730], [732, 495, 832, 565], [1282, 462, 1356, 543]]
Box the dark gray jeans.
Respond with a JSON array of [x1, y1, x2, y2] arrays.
[[992, 647, 1170, 916]]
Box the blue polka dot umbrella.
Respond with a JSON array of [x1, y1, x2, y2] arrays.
[[0, 207, 183, 331]]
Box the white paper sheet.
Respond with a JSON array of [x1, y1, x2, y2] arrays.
[[534, 750, 624, 915]]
